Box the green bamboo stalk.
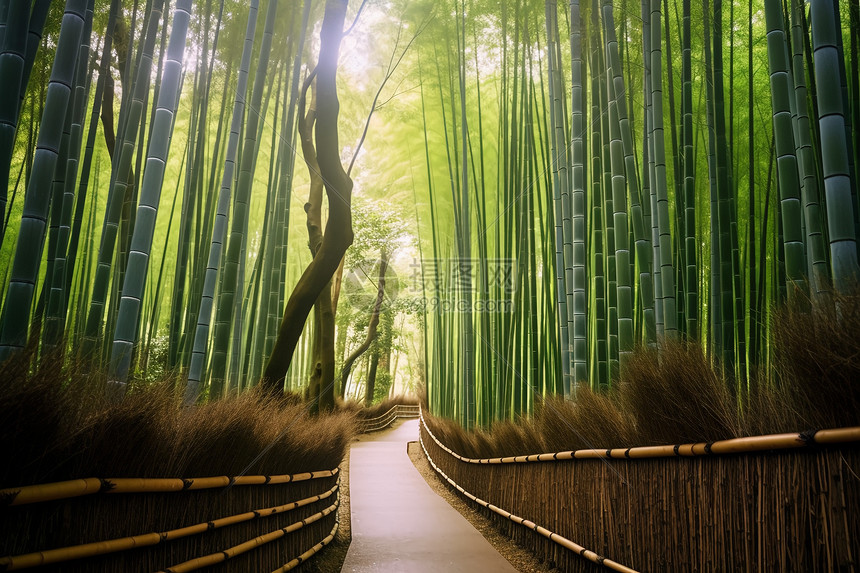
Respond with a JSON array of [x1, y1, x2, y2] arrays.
[[565, 0, 588, 388], [0, 0, 8, 48], [64, 0, 120, 320], [18, 0, 52, 112], [569, 0, 586, 389], [108, 0, 192, 394], [602, 0, 634, 361], [185, 0, 259, 403], [597, 8, 617, 379], [169, 0, 222, 370], [0, 0, 30, 244], [712, 0, 739, 369], [44, 0, 95, 349], [181, 50, 233, 372], [648, 0, 677, 337], [790, 0, 828, 296], [589, 3, 607, 387], [0, 0, 88, 362], [682, 0, 697, 337], [545, 1, 572, 396], [209, 0, 279, 396], [810, 0, 860, 293], [81, 0, 164, 362], [763, 0, 806, 297], [702, 0, 720, 352]]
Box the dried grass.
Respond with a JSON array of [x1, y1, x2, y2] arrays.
[[0, 358, 357, 489], [425, 293, 860, 457], [536, 388, 634, 451], [620, 341, 743, 444], [769, 289, 860, 429]]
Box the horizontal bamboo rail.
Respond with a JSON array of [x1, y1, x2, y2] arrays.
[[0, 468, 339, 507], [158, 500, 339, 573], [0, 483, 338, 571], [359, 403, 419, 433], [418, 424, 639, 573], [420, 406, 860, 464], [272, 519, 339, 572]]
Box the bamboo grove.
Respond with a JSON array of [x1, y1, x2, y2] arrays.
[[417, 0, 860, 427], [0, 0, 858, 428]]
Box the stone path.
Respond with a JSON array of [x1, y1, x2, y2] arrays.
[[341, 419, 518, 572]]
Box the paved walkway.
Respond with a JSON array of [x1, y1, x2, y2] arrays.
[[341, 419, 518, 572]]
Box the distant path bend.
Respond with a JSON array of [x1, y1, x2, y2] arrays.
[[341, 419, 518, 572]]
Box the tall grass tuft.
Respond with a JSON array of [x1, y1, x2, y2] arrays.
[[536, 388, 634, 451], [0, 355, 356, 489], [770, 290, 860, 429], [425, 294, 860, 457], [620, 341, 742, 444]]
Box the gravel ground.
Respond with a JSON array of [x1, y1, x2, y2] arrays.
[[306, 419, 558, 572]]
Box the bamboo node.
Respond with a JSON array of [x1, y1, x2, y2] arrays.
[[673, 444, 681, 456], [181, 479, 193, 490], [704, 443, 714, 455], [98, 479, 115, 493], [799, 429, 819, 444], [0, 490, 18, 507]]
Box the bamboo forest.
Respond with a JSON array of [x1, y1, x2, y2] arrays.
[[1, 0, 859, 571]]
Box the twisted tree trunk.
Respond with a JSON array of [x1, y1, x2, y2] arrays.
[[262, 0, 353, 393], [340, 251, 388, 400]]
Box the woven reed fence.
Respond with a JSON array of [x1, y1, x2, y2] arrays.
[[0, 469, 340, 572], [359, 404, 419, 433], [419, 409, 860, 572]]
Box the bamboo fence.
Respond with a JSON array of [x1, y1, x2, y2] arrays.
[[0, 403, 422, 571], [0, 468, 340, 572], [358, 403, 420, 433], [419, 408, 860, 571]]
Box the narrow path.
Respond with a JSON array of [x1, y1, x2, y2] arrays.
[[341, 419, 519, 572]]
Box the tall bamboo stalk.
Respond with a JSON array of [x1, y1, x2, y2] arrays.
[[811, 0, 860, 293], [764, 0, 807, 299], [108, 0, 193, 394], [185, 0, 260, 403], [0, 0, 88, 362]]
